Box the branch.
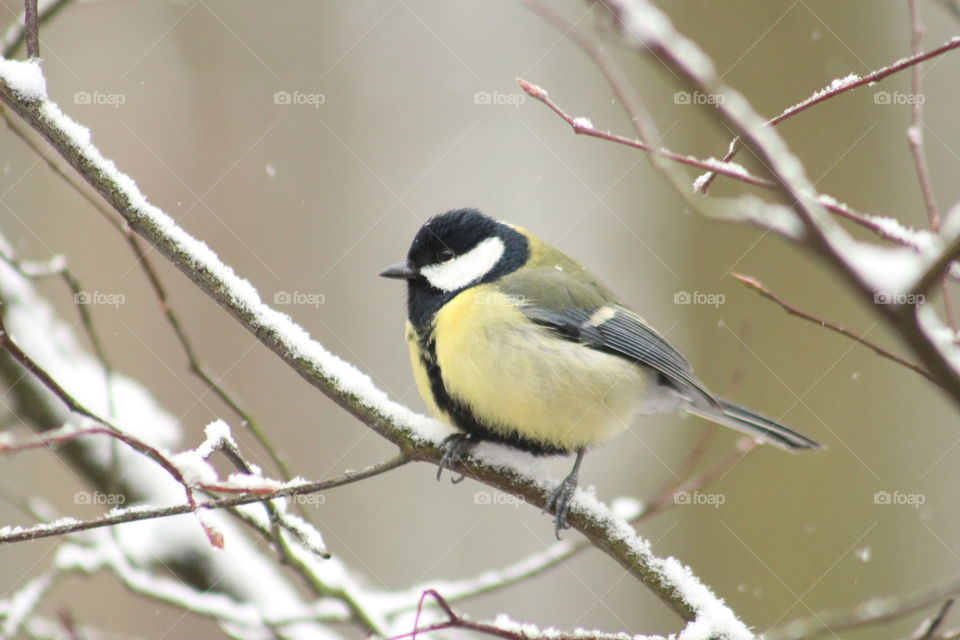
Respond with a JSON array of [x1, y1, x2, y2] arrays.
[[516, 77, 773, 188], [592, 0, 960, 407], [731, 273, 938, 385], [3, 0, 73, 58], [392, 590, 669, 640], [0, 58, 750, 631], [696, 35, 960, 193], [906, 0, 956, 332], [0, 454, 409, 545], [765, 576, 960, 640], [22, 0, 38, 58]]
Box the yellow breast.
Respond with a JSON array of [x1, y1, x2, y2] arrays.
[[411, 285, 647, 451]]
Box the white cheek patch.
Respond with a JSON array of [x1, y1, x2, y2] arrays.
[[421, 236, 506, 292]]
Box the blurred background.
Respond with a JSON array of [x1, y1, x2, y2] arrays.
[[1, 0, 959, 637]]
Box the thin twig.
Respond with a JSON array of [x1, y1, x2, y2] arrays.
[[917, 598, 955, 640], [697, 34, 960, 193], [765, 577, 960, 640], [0, 454, 409, 544], [906, 0, 956, 332], [0, 248, 116, 416], [0, 311, 208, 527], [22, 0, 38, 58], [732, 273, 938, 385], [521, 2, 960, 277], [2, 0, 72, 58], [123, 234, 302, 508], [517, 77, 774, 189]]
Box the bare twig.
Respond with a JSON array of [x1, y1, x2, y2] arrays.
[[393, 590, 657, 640], [906, 0, 956, 332], [917, 598, 955, 640], [732, 273, 937, 385], [0, 454, 409, 544], [518, 77, 773, 188], [697, 35, 960, 193], [123, 234, 301, 505], [0, 311, 216, 541], [2, 0, 72, 58], [765, 576, 960, 640], [22, 0, 38, 58], [0, 248, 116, 416]]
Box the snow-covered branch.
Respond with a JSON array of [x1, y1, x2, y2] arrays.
[[557, 0, 960, 407], [0, 54, 754, 637]]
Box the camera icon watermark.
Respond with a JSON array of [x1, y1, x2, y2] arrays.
[[874, 91, 925, 105], [273, 90, 326, 108], [873, 490, 925, 508], [473, 490, 525, 508], [674, 491, 726, 508], [73, 90, 126, 108], [674, 91, 725, 106], [74, 491, 126, 506], [674, 290, 725, 308], [74, 290, 125, 308], [274, 291, 326, 308], [873, 291, 924, 306], [473, 90, 526, 108]]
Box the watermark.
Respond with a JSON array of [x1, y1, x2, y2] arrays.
[[874, 91, 925, 105], [473, 490, 525, 508], [74, 290, 125, 308], [74, 491, 126, 506], [473, 90, 526, 108], [290, 493, 326, 507], [674, 290, 725, 308], [874, 291, 924, 306], [274, 90, 326, 108], [274, 291, 326, 308], [475, 291, 526, 305], [674, 91, 725, 106], [873, 490, 925, 508], [674, 490, 726, 508], [73, 90, 126, 108]]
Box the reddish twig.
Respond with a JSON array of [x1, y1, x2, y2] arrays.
[[517, 77, 774, 189], [697, 35, 960, 193], [0, 310, 223, 543], [0, 454, 408, 544], [731, 273, 938, 385]]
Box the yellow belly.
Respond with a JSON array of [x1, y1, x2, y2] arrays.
[[408, 287, 647, 451]]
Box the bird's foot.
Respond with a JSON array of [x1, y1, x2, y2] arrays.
[[544, 472, 579, 540], [437, 433, 474, 483]]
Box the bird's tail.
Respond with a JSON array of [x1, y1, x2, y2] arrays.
[[687, 398, 822, 451]]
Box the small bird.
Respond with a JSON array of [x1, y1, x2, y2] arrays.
[[381, 208, 821, 536]]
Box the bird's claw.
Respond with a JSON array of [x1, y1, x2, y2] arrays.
[[544, 475, 578, 539], [437, 433, 473, 483]]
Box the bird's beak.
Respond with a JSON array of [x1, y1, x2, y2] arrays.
[[379, 262, 418, 280]]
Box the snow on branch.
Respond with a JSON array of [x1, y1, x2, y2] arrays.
[[0, 55, 754, 635], [572, 0, 960, 408]]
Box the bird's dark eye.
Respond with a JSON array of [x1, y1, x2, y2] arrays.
[[437, 249, 455, 263]]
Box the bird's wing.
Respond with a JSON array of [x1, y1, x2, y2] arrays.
[[498, 266, 720, 410]]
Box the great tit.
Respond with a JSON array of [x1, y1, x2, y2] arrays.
[[381, 208, 821, 535]]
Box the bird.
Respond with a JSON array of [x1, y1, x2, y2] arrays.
[[380, 208, 821, 536]]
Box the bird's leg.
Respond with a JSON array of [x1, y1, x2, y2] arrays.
[[437, 432, 474, 483], [544, 448, 585, 539]]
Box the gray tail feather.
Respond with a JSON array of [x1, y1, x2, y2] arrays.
[[687, 399, 822, 451]]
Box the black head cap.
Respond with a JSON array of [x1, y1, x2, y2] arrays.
[[382, 208, 529, 330]]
